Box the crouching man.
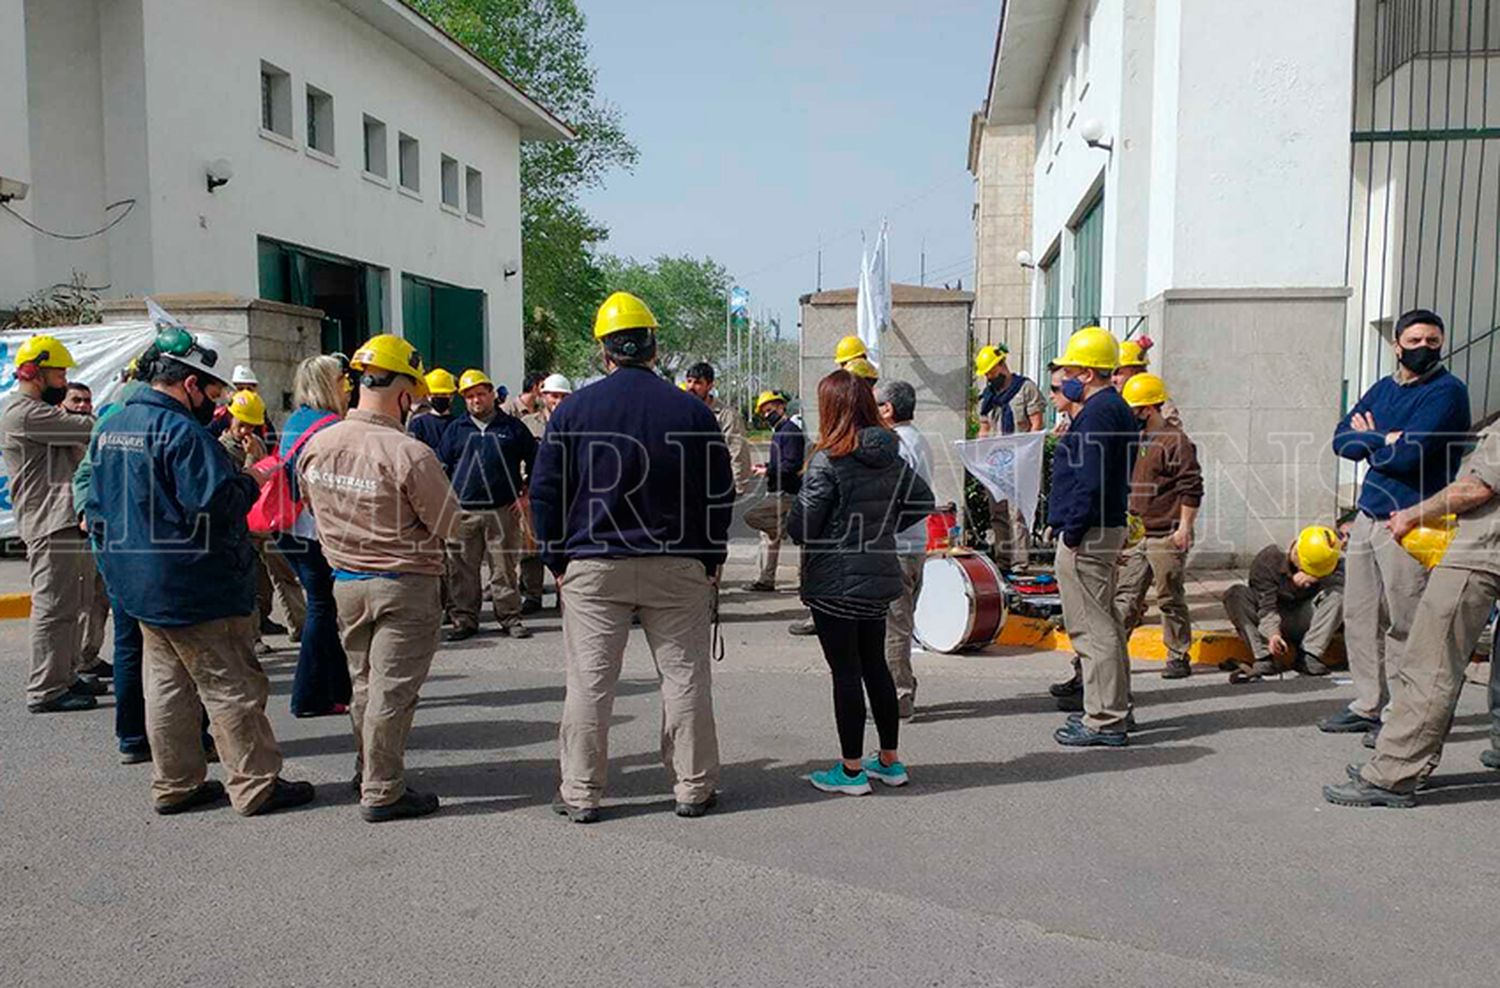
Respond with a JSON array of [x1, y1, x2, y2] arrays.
[[1222, 526, 1345, 683]]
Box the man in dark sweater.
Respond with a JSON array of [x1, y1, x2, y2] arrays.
[[531, 291, 734, 823], [1223, 528, 1345, 681], [1047, 327, 1138, 747], [1325, 308, 1470, 734], [744, 390, 806, 592]]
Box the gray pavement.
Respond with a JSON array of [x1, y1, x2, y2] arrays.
[[1, 549, 1497, 987]]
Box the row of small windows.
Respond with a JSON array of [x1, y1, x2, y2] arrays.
[[259, 60, 483, 218]]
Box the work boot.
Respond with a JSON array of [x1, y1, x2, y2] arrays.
[[674, 791, 719, 818], [71, 675, 109, 696], [1055, 692, 1084, 713], [119, 747, 152, 766], [245, 777, 316, 816], [552, 795, 601, 824], [1318, 707, 1380, 734], [154, 780, 227, 816], [788, 616, 817, 636], [1294, 652, 1330, 676], [444, 625, 477, 643], [80, 660, 113, 680], [1161, 658, 1191, 680], [1345, 762, 1431, 792], [1054, 720, 1128, 747], [361, 788, 440, 823], [1481, 748, 1500, 770], [1322, 777, 1416, 809], [260, 617, 287, 637], [1363, 726, 1381, 749], [499, 619, 533, 640], [520, 596, 543, 616], [1068, 710, 1138, 731], [1049, 669, 1083, 698], [744, 580, 776, 593], [27, 690, 98, 714]]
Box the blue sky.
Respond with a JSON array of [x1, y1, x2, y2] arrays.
[[578, 0, 1001, 334]]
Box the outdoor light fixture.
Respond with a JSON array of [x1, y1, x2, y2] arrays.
[[1016, 249, 1035, 269], [1080, 118, 1114, 152], [205, 158, 235, 193], [0, 176, 30, 203], [503, 259, 519, 279]]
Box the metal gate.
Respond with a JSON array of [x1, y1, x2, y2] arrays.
[[1347, 0, 1500, 430]]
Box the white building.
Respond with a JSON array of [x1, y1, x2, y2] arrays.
[[0, 0, 571, 385], [969, 0, 1498, 564]]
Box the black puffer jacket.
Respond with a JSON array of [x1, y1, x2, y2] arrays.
[[788, 426, 936, 605]]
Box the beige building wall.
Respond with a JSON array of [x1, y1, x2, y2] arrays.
[[968, 120, 1035, 359]]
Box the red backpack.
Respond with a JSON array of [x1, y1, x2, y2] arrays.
[[246, 413, 339, 535]]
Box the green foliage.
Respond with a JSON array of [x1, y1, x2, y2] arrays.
[[599, 254, 732, 375]]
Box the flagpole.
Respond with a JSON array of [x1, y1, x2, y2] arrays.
[[724, 289, 731, 386]]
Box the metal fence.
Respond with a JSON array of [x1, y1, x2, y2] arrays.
[[971, 315, 1147, 381]]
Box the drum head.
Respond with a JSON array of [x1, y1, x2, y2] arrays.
[[914, 556, 973, 653]]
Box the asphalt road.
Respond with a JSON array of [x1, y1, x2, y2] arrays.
[[2, 551, 1497, 988]]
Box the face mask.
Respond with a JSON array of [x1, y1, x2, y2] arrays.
[[763, 409, 782, 426], [187, 382, 216, 426], [1398, 344, 1442, 376], [430, 396, 452, 415], [40, 386, 68, 406], [1060, 378, 1087, 403]]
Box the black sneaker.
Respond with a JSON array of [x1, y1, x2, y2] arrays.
[[1049, 672, 1084, 698], [361, 788, 440, 823], [744, 581, 777, 593], [1161, 658, 1191, 680], [154, 780, 227, 815], [28, 690, 98, 713], [1054, 720, 1129, 747], [80, 660, 113, 679], [1318, 708, 1381, 734], [246, 777, 316, 816], [520, 596, 543, 616], [552, 795, 601, 824], [1294, 652, 1330, 676], [444, 625, 477, 643], [71, 676, 109, 696], [1322, 777, 1416, 809], [119, 748, 151, 765], [674, 791, 719, 818]]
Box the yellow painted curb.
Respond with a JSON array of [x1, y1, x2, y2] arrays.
[[0, 592, 32, 620], [993, 615, 1263, 668]]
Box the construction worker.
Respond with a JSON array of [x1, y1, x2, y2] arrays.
[[501, 370, 546, 424], [61, 382, 113, 681], [1222, 526, 1344, 683], [844, 357, 880, 385], [439, 368, 538, 640], [210, 364, 272, 439], [1113, 373, 1203, 679], [1047, 327, 1138, 746], [0, 335, 100, 713], [874, 379, 935, 719], [975, 342, 1045, 571], [744, 390, 806, 593], [683, 361, 754, 497], [510, 373, 551, 616], [532, 291, 734, 823], [834, 335, 867, 371], [1323, 415, 1499, 808], [407, 367, 457, 452], [1110, 337, 1182, 426], [540, 373, 572, 413], [1325, 308, 1470, 735], [88, 326, 313, 816], [298, 334, 462, 822]]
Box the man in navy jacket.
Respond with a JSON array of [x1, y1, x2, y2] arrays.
[[531, 291, 733, 822], [1323, 308, 1470, 734], [744, 390, 805, 592], [1046, 327, 1138, 747], [438, 368, 538, 640], [88, 329, 313, 817]]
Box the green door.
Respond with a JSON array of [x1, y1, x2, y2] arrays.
[[1071, 194, 1104, 326], [401, 273, 485, 373]]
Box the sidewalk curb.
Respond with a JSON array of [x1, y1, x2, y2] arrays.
[[0, 593, 32, 620], [995, 615, 1257, 667]]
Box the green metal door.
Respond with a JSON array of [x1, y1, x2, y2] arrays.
[[401, 273, 485, 373], [1072, 194, 1104, 326]]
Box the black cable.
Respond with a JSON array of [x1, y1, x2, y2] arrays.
[[0, 198, 136, 241]]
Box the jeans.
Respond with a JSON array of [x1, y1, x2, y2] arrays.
[[810, 609, 899, 759], [276, 534, 352, 716], [112, 598, 147, 754]]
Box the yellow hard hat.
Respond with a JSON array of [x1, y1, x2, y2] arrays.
[[845, 357, 880, 381], [594, 291, 659, 339], [834, 335, 868, 364], [227, 389, 266, 426], [1295, 525, 1342, 578], [16, 334, 76, 369], [975, 344, 1007, 377], [350, 334, 424, 380], [457, 368, 494, 393], [677, 381, 689, 391], [1117, 338, 1152, 369], [425, 368, 458, 395], [1400, 516, 1457, 570], [1125, 513, 1147, 548], [1121, 373, 1169, 408], [1054, 326, 1121, 371], [754, 390, 785, 414]]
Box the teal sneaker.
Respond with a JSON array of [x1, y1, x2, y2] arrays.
[[861, 754, 909, 787], [809, 763, 872, 795]]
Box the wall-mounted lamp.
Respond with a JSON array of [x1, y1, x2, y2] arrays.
[[1016, 249, 1036, 269], [1079, 118, 1114, 152], [503, 259, 519, 279], [206, 158, 235, 193]]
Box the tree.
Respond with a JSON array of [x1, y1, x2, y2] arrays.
[[599, 254, 732, 376]]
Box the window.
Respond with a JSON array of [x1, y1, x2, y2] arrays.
[[363, 115, 387, 178], [260, 61, 291, 138], [398, 133, 420, 192], [465, 166, 483, 219], [440, 154, 459, 209], [306, 85, 334, 155]]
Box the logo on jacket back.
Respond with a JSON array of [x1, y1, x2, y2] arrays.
[[303, 466, 378, 495]]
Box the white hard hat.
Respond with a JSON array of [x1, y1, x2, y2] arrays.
[[541, 373, 572, 394], [162, 330, 230, 384], [231, 364, 259, 386]]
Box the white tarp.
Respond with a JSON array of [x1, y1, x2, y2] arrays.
[[855, 220, 891, 365], [955, 432, 1047, 528], [0, 321, 158, 536]]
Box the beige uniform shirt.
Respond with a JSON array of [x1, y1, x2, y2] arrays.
[[0, 393, 93, 544], [1439, 421, 1500, 577], [297, 409, 462, 575], [707, 397, 753, 496], [982, 376, 1046, 435]]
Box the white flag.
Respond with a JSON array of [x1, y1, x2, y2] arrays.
[[955, 432, 1047, 528], [855, 220, 891, 365]]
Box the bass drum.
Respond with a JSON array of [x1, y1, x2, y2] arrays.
[[913, 552, 1009, 653]]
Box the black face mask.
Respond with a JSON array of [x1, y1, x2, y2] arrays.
[[430, 396, 452, 416], [40, 386, 68, 406], [1398, 344, 1442, 376], [188, 384, 216, 426], [763, 409, 782, 427]]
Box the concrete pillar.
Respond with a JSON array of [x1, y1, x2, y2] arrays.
[[0, 0, 36, 311], [970, 121, 1035, 361]]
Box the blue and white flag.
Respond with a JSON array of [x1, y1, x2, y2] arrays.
[[729, 286, 750, 316], [955, 432, 1046, 527]]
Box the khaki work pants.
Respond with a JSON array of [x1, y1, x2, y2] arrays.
[[1113, 535, 1192, 663], [256, 538, 307, 632], [1222, 583, 1344, 664], [1056, 527, 1130, 731], [988, 497, 1031, 571], [558, 556, 719, 808], [744, 494, 794, 587], [79, 554, 111, 665], [519, 511, 545, 601], [1363, 567, 1500, 792], [449, 507, 524, 629], [334, 574, 442, 807], [1343, 512, 1429, 720], [141, 614, 281, 814], [25, 527, 89, 705], [884, 552, 925, 701]]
